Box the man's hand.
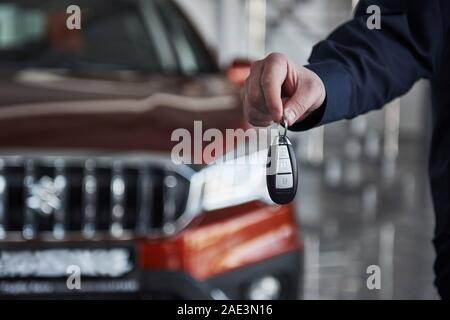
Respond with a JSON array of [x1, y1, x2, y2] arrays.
[[242, 53, 326, 127]]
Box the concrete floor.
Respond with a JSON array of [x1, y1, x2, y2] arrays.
[[295, 137, 439, 299]]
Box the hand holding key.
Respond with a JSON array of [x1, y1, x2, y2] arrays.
[[242, 53, 326, 127], [244, 53, 324, 204]]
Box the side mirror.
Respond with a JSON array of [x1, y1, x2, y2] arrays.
[[226, 59, 252, 87]]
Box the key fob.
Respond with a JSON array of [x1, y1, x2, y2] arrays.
[[266, 135, 298, 204]]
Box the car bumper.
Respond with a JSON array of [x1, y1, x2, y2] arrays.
[[0, 250, 302, 299], [140, 250, 303, 299]]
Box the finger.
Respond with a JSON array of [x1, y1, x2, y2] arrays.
[[249, 119, 273, 127], [244, 94, 273, 126], [283, 77, 321, 126], [253, 102, 272, 115], [260, 53, 287, 122], [245, 61, 266, 112], [247, 105, 273, 126]]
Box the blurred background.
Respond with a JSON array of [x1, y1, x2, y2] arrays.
[[0, 0, 438, 300], [176, 0, 437, 299]]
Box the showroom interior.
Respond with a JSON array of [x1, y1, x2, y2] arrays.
[[176, 0, 437, 299], [0, 0, 439, 300]]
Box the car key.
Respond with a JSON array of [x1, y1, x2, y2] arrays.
[[266, 119, 298, 204]]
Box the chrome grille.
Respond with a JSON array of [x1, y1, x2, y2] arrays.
[[0, 154, 197, 240]]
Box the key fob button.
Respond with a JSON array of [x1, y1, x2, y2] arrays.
[[276, 174, 293, 189], [277, 146, 290, 159], [266, 135, 298, 204], [277, 158, 292, 174]]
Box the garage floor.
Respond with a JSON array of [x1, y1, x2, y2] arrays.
[[296, 137, 439, 299]]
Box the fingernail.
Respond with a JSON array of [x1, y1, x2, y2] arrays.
[[284, 108, 296, 125]]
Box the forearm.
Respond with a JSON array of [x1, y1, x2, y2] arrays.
[[291, 0, 447, 131]]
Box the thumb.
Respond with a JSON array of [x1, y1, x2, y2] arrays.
[[283, 78, 324, 126], [283, 93, 312, 126]]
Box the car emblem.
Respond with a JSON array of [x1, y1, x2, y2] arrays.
[[26, 176, 65, 216]]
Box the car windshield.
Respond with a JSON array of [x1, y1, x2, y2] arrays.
[[0, 0, 217, 74]]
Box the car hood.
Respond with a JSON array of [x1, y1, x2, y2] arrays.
[[0, 70, 247, 158]]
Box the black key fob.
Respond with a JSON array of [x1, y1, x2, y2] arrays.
[[266, 135, 298, 204]]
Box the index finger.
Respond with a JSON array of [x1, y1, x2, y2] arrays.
[[260, 53, 288, 122]]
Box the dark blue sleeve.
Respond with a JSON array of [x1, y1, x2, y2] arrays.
[[292, 0, 448, 131]]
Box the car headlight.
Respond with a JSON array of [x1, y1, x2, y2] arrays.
[[199, 149, 272, 211]]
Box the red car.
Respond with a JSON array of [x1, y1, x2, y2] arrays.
[[0, 0, 303, 299]]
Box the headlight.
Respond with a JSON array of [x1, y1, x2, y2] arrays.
[[199, 149, 272, 211]]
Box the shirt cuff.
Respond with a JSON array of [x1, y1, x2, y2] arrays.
[[290, 61, 352, 131]]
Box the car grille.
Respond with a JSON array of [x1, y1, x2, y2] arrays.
[[0, 154, 199, 240]]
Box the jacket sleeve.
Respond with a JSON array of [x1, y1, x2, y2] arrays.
[[291, 0, 448, 131]]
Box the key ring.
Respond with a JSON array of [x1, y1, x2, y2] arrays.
[[279, 117, 288, 138]]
